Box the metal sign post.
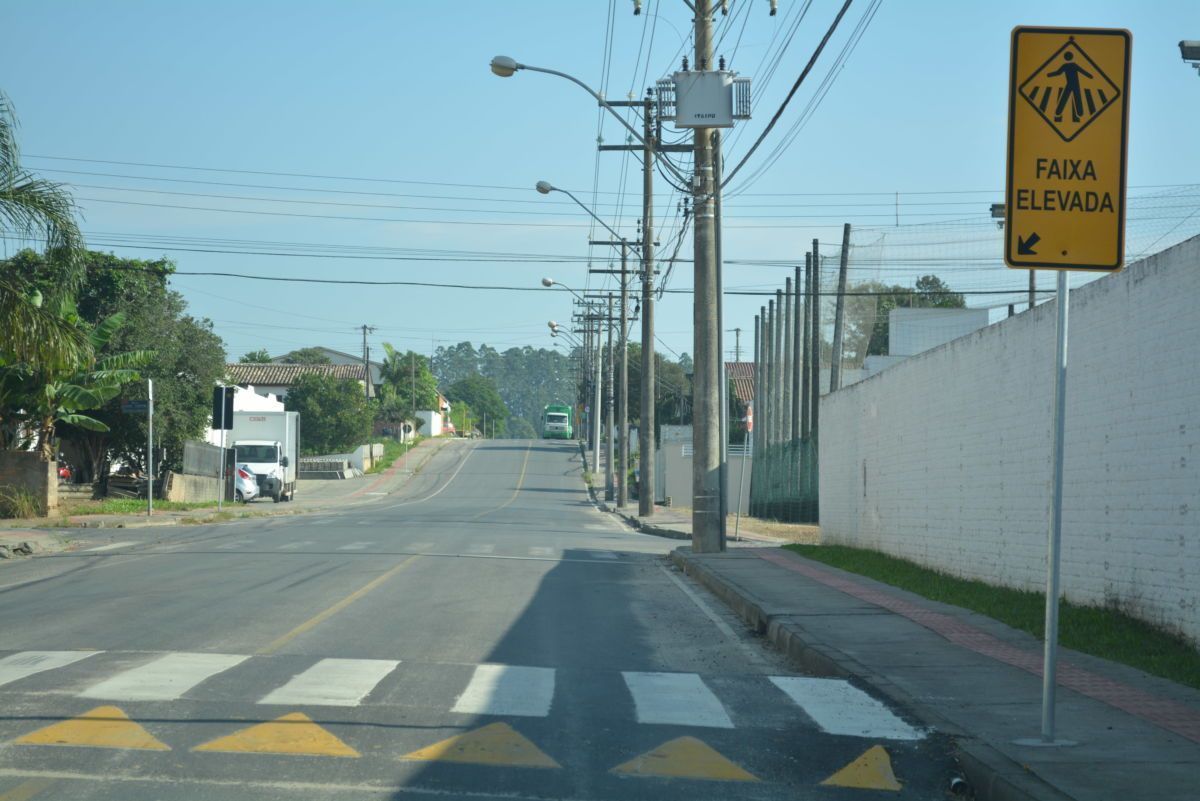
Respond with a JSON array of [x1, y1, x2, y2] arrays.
[[147, 379, 154, 517], [1006, 26, 1130, 746], [218, 387, 226, 512]]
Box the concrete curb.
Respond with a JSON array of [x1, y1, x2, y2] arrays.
[[585, 477, 690, 541], [669, 548, 1077, 801]]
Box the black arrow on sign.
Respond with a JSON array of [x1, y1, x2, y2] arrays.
[[1017, 232, 1041, 255]]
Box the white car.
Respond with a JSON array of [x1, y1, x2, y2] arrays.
[[234, 464, 259, 503]]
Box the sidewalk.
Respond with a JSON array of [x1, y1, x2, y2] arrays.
[[597, 499, 818, 545], [0, 438, 452, 537], [603, 504, 1200, 800]]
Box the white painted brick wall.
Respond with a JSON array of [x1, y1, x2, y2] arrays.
[[820, 235, 1200, 644]]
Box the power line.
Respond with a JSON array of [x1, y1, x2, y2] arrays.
[[722, 0, 856, 188]]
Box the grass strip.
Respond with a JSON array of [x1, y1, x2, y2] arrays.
[[784, 543, 1200, 691], [63, 498, 218, 516], [365, 438, 420, 474]]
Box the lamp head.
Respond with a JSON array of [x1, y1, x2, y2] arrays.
[[541, 277, 555, 287], [490, 56, 519, 77], [535, 181, 555, 195]]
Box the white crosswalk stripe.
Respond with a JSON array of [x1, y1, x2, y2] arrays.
[[0, 650, 927, 739], [467, 543, 495, 555], [80, 652, 249, 701], [259, 658, 400, 707], [215, 540, 253, 550], [529, 546, 553, 557], [277, 540, 314, 550], [769, 676, 925, 740], [83, 542, 137, 552], [337, 542, 374, 550], [452, 664, 555, 717], [589, 551, 619, 560], [622, 671, 734, 728], [0, 651, 101, 688]]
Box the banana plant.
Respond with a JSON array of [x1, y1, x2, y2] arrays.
[[0, 312, 153, 459]]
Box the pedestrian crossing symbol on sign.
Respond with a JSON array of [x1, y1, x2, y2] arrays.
[[1019, 38, 1120, 142]]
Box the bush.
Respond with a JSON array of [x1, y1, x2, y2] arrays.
[[0, 486, 40, 519]]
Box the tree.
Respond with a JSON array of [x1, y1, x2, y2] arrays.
[[8, 251, 228, 481], [239, 349, 272, 363], [626, 344, 692, 434], [0, 312, 152, 460], [0, 93, 89, 371], [506, 417, 537, 439], [841, 274, 968, 358], [433, 341, 573, 438], [280, 347, 331, 364], [285, 374, 373, 455], [445, 375, 509, 434], [378, 344, 439, 413]]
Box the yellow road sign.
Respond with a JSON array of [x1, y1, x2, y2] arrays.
[[1005, 27, 1130, 271]]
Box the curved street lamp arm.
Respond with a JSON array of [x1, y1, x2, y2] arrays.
[[519, 62, 690, 184], [554, 187, 627, 245]]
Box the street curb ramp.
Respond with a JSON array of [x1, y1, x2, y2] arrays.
[[669, 548, 1078, 801]]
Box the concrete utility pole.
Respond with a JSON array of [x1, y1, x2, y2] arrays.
[[757, 305, 766, 456], [791, 264, 802, 441], [782, 276, 794, 442], [690, 0, 722, 552], [619, 241, 630, 508], [830, 223, 851, 392], [640, 93, 657, 517], [606, 292, 615, 502], [361, 324, 376, 400], [766, 299, 776, 445], [801, 254, 812, 440], [751, 312, 761, 505], [732, 328, 741, 362], [773, 289, 783, 445], [713, 130, 727, 545], [593, 315, 602, 474], [810, 240, 821, 440]]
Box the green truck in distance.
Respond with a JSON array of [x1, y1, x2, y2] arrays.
[[541, 403, 574, 439]]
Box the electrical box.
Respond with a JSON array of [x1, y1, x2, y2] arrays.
[[656, 70, 750, 129]]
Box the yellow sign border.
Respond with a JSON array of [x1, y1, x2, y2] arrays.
[[1004, 26, 1131, 272]]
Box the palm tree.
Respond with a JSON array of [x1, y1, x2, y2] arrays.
[[0, 91, 88, 370]]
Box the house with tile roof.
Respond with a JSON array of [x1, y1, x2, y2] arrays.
[[224, 363, 371, 401]]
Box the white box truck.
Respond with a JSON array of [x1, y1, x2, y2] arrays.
[[230, 411, 299, 502]]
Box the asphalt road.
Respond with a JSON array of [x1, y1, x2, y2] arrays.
[[0, 440, 956, 800]]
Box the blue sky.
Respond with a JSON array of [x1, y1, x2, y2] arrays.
[[3, 0, 1197, 365]]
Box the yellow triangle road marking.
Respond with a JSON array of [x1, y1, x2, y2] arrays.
[[193, 712, 358, 757], [402, 722, 559, 768], [821, 745, 902, 791], [14, 705, 169, 751], [612, 736, 759, 782]]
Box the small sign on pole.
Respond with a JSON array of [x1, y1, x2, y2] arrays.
[[1005, 26, 1130, 747]]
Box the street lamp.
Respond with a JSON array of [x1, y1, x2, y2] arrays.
[[1181, 41, 1200, 74], [495, 53, 664, 521], [491, 57, 687, 183], [540, 277, 586, 304], [535, 181, 638, 250]]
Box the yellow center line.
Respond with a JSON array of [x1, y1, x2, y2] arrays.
[[470, 444, 531, 520], [259, 554, 420, 654], [0, 779, 56, 801]]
